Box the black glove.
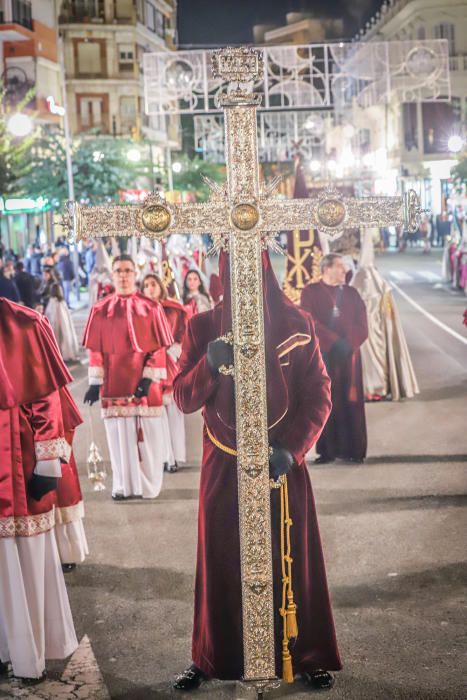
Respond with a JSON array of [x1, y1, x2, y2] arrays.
[[84, 384, 100, 405], [269, 444, 294, 481], [28, 474, 58, 501], [206, 338, 234, 377], [331, 338, 353, 362], [134, 377, 152, 398]]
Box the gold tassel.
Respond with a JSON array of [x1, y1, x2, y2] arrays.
[[282, 639, 294, 683], [286, 590, 298, 639]]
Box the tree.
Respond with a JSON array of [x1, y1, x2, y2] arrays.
[[21, 131, 157, 206], [171, 154, 225, 201], [0, 89, 36, 199]]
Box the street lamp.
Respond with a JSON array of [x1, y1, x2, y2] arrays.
[[448, 135, 464, 154], [172, 161, 182, 173], [127, 147, 142, 162], [6, 112, 33, 138]]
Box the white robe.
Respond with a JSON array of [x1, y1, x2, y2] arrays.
[[0, 529, 78, 678], [164, 398, 186, 464], [104, 416, 165, 498], [352, 229, 419, 400], [55, 501, 89, 565], [45, 298, 79, 362]]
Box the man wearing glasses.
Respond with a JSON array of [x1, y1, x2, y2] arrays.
[[82, 255, 173, 500]]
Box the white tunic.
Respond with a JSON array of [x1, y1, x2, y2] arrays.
[[0, 529, 78, 678]]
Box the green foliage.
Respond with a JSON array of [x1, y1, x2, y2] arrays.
[[0, 89, 36, 199], [22, 131, 156, 206], [171, 154, 225, 201]]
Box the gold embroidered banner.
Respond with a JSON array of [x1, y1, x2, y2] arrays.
[[283, 159, 322, 304]]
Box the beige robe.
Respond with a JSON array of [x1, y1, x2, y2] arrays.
[[351, 229, 419, 400]]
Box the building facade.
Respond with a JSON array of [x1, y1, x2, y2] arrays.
[[345, 0, 467, 213], [0, 0, 62, 125], [58, 0, 179, 152]]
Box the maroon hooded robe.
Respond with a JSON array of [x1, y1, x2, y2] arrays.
[[300, 281, 368, 461], [174, 252, 342, 680]]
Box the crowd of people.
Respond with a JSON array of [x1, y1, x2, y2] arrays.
[[5, 200, 465, 694]]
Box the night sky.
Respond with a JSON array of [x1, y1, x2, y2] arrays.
[[177, 0, 383, 47]]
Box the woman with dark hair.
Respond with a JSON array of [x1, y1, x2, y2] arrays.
[[182, 269, 212, 314], [142, 273, 188, 471]]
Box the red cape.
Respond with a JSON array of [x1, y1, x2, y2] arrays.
[[83, 292, 173, 353], [0, 298, 72, 410]]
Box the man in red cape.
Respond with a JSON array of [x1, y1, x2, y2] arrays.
[[301, 253, 368, 463], [0, 298, 79, 682], [173, 250, 341, 691], [82, 254, 173, 500]]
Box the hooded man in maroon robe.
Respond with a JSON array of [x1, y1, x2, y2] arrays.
[[300, 253, 368, 464], [173, 250, 342, 692]]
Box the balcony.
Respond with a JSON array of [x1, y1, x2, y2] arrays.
[[0, 0, 33, 39]]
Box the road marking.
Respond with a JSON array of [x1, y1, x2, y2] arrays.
[[390, 270, 412, 282], [392, 282, 467, 346], [418, 271, 442, 282]]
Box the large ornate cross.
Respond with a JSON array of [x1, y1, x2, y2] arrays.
[[65, 47, 421, 687]]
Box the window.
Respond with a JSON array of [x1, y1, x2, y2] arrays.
[[434, 23, 455, 55], [12, 0, 32, 30], [75, 40, 104, 76], [144, 1, 165, 38], [118, 44, 134, 72], [67, 1, 105, 20], [417, 26, 426, 40], [115, 0, 133, 20], [120, 96, 137, 129], [155, 9, 165, 38], [77, 94, 108, 131]]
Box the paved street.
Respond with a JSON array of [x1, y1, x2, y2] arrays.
[[1, 249, 466, 700]]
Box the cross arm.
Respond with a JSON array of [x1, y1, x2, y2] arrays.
[[259, 193, 408, 237], [65, 198, 230, 241]]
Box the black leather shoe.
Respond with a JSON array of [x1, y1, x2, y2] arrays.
[[314, 456, 335, 465], [112, 493, 126, 501], [303, 670, 335, 690], [0, 660, 8, 675], [62, 563, 77, 573], [173, 664, 207, 691], [167, 462, 178, 473]]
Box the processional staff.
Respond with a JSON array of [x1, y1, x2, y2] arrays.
[[63, 46, 423, 697]]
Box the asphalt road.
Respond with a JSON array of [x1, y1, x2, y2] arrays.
[[2, 248, 466, 700]]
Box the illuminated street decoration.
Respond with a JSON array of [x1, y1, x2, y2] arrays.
[[144, 40, 450, 116]]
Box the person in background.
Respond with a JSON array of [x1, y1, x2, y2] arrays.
[[56, 248, 75, 307], [0, 258, 20, 302], [142, 273, 188, 472], [82, 255, 173, 501], [30, 245, 43, 277], [44, 280, 80, 363], [14, 261, 37, 308], [182, 269, 212, 314], [301, 253, 368, 464], [38, 266, 59, 312], [85, 241, 97, 280]]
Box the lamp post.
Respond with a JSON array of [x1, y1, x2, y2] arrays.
[[58, 35, 80, 301]]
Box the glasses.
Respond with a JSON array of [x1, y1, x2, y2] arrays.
[[113, 268, 135, 275]]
